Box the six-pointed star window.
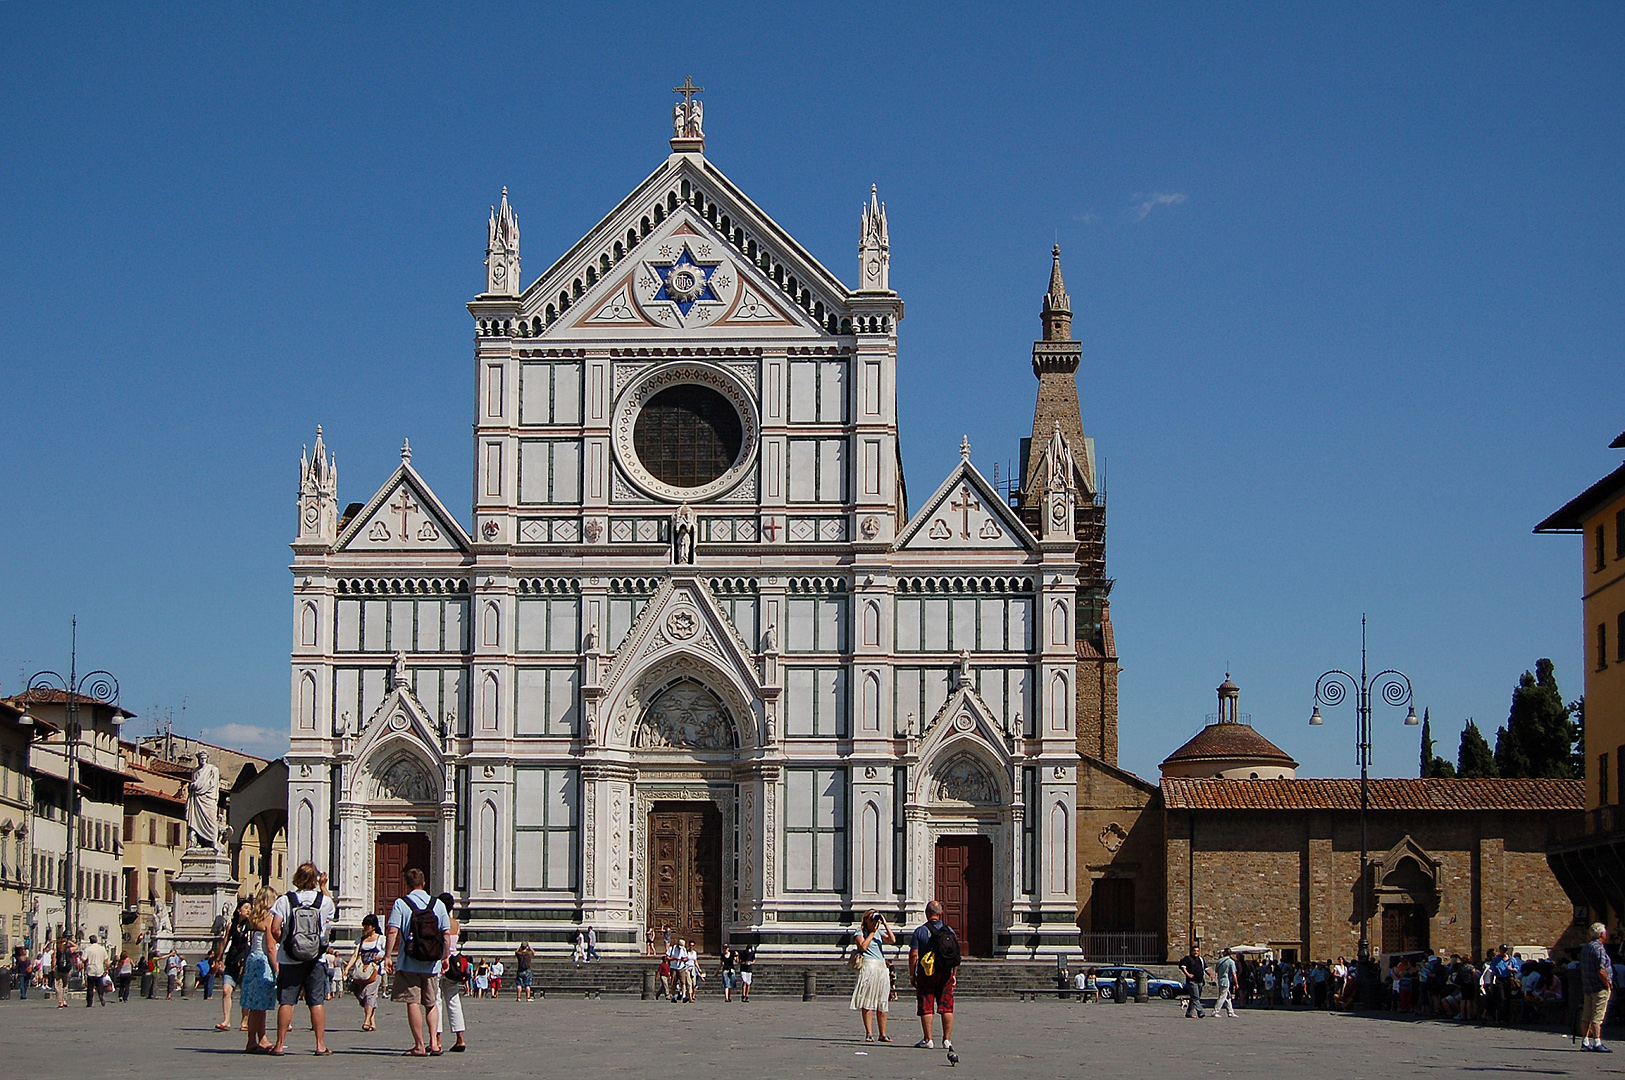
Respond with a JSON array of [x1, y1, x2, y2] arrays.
[[651, 246, 722, 315]]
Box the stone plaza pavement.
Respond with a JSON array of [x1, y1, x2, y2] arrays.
[[0, 991, 1609, 1079]]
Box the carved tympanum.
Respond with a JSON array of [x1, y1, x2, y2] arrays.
[[635, 679, 737, 750]]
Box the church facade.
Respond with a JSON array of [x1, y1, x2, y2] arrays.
[[286, 93, 1112, 956]]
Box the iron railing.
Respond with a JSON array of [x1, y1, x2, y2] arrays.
[[1077, 932, 1163, 964]]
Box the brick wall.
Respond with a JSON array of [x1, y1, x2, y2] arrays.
[[1165, 805, 1580, 964], [1075, 761, 1164, 944]]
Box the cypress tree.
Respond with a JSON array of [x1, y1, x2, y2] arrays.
[[1493, 658, 1575, 778], [1419, 709, 1456, 778], [1457, 719, 1498, 778]]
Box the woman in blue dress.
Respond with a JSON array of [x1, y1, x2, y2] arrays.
[[239, 886, 279, 1053]]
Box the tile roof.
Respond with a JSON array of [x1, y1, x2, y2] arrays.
[[1160, 722, 1298, 767], [124, 783, 184, 806], [1161, 777, 1584, 812]]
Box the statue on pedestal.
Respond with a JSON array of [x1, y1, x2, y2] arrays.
[[186, 750, 221, 850]]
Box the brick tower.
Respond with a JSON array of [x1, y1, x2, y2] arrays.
[[1016, 246, 1118, 766]]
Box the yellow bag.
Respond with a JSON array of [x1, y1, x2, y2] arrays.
[[920, 950, 936, 978]]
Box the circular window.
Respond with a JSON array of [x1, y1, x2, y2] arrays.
[[633, 385, 743, 489], [612, 362, 759, 502]]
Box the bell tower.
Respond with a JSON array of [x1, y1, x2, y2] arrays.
[[484, 187, 520, 298], [296, 425, 338, 546], [1014, 247, 1118, 766]]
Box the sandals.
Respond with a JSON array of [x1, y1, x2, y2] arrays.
[[879, 1036, 894, 1043], [215, 1023, 231, 1031], [864, 1036, 876, 1043]]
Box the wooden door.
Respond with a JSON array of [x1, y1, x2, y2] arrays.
[[647, 804, 721, 955], [1090, 878, 1136, 933], [374, 832, 431, 920], [1380, 904, 1429, 956], [934, 836, 994, 957]]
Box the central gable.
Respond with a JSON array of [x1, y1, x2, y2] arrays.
[[514, 155, 856, 340], [543, 204, 830, 340]]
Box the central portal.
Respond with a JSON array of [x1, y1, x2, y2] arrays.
[[374, 831, 430, 920], [647, 802, 722, 954], [935, 835, 994, 958]]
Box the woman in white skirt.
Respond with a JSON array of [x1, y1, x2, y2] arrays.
[[850, 910, 896, 1042]]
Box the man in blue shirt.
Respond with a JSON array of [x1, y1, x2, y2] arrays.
[[908, 900, 955, 1054], [1581, 923, 1614, 1052], [385, 867, 451, 1056]]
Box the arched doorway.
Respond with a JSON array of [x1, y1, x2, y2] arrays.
[[637, 679, 733, 955]]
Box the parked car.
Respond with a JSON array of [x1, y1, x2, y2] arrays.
[[1092, 965, 1187, 999]]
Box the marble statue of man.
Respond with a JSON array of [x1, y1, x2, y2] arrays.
[[186, 750, 221, 850]]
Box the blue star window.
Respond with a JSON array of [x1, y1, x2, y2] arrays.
[[653, 247, 720, 316]]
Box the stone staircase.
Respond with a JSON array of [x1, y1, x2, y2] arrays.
[[504, 957, 1176, 998]]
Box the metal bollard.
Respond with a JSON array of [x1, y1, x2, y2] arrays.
[[642, 970, 656, 1000], [1114, 973, 1127, 1003], [1135, 970, 1149, 1004], [802, 971, 816, 1001]]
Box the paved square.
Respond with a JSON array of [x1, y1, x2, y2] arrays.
[[0, 991, 1604, 1078]]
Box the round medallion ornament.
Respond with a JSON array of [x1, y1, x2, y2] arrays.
[[665, 265, 704, 303], [665, 608, 700, 641], [1051, 502, 1068, 526], [389, 712, 410, 732], [955, 713, 975, 732], [304, 506, 319, 526]]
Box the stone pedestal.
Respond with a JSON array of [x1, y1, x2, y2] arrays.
[[170, 847, 239, 957]]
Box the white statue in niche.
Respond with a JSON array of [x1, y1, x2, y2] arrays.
[[673, 503, 695, 564]]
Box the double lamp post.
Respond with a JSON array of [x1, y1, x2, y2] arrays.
[[1310, 616, 1416, 974]]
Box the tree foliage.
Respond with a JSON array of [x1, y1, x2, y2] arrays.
[[1457, 719, 1498, 778], [1492, 658, 1577, 779], [1419, 708, 1456, 778]]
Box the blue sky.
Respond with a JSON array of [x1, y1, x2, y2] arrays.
[[0, 3, 1619, 777]]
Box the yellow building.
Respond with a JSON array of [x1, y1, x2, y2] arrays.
[[121, 742, 189, 958], [0, 700, 37, 954], [1539, 427, 1625, 923]]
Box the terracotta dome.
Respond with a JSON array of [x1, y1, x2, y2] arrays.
[[1160, 722, 1299, 779]]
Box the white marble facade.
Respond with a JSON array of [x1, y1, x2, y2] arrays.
[[287, 99, 1081, 956]]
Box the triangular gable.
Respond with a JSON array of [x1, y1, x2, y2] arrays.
[[599, 574, 767, 697], [543, 203, 827, 339], [350, 675, 448, 792], [915, 674, 1016, 801], [896, 456, 1036, 552], [515, 153, 853, 337], [336, 461, 470, 553]]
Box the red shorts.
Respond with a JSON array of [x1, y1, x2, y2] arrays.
[[916, 972, 955, 1015]]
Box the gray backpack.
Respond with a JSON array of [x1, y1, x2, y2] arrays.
[[284, 892, 322, 962]]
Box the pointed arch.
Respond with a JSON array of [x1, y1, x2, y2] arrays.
[[300, 602, 318, 647], [860, 799, 881, 894], [482, 601, 501, 648], [916, 737, 1011, 806], [860, 671, 881, 733], [1048, 802, 1070, 895], [298, 671, 316, 730], [480, 672, 500, 732], [295, 798, 315, 865], [477, 800, 498, 892]]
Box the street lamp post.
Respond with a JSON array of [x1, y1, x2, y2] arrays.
[[20, 618, 121, 941], [1310, 616, 1417, 982]]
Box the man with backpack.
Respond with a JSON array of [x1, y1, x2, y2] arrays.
[[384, 866, 450, 1057], [270, 862, 337, 1056], [908, 900, 959, 1059]]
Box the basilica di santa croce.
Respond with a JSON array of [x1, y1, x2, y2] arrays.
[[285, 91, 1123, 957]]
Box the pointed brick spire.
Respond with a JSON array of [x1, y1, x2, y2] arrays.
[[1025, 247, 1091, 498]]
